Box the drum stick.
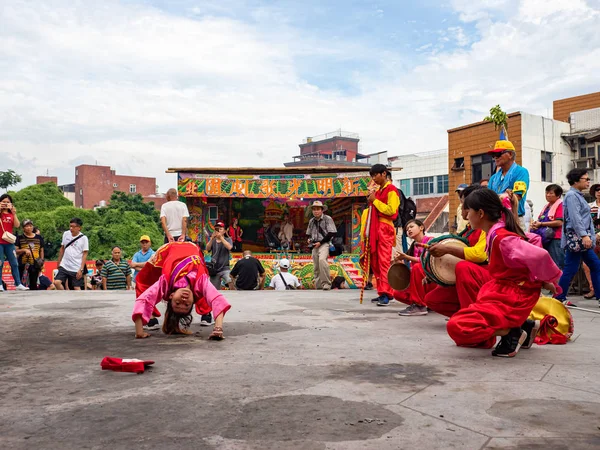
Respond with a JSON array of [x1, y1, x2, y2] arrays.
[[360, 206, 373, 305], [566, 305, 600, 315]]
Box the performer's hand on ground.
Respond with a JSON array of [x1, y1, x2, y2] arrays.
[[542, 281, 557, 295]]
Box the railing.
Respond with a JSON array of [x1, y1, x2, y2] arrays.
[[303, 129, 360, 144]]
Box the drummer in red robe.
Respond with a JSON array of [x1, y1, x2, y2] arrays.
[[366, 164, 400, 307], [424, 184, 491, 317], [446, 188, 561, 357], [132, 241, 231, 339]]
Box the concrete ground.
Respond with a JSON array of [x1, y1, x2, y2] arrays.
[[0, 289, 599, 450]]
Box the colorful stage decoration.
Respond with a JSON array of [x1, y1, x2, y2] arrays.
[[178, 172, 371, 199]]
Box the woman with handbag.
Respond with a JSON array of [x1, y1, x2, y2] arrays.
[[530, 184, 564, 269], [0, 194, 28, 292], [581, 183, 600, 298], [16, 219, 45, 290], [554, 169, 600, 307]]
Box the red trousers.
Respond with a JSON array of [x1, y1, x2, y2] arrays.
[[370, 222, 395, 297], [426, 261, 491, 317], [447, 279, 541, 348], [392, 263, 434, 306]]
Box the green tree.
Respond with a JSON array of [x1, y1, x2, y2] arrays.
[[10, 182, 73, 212], [0, 170, 22, 191], [483, 105, 509, 131]]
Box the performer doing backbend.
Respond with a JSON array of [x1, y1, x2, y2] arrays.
[[446, 188, 561, 358], [132, 241, 231, 339]]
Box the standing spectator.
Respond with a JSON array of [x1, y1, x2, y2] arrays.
[[54, 218, 89, 291], [207, 221, 233, 290], [15, 219, 44, 290], [228, 217, 243, 252], [160, 188, 190, 244], [90, 260, 105, 290], [230, 250, 265, 290], [129, 235, 155, 283], [306, 201, 336, 290], [101, 247, 132, 290], [455, 184, 468, 233], [554, 169, 600, 307], [0, 194, 28, 291], [278, 213, 294, 250], [269, 258, 300, 290], [479, 178, 489, 187], [488, 139, 530, 229], [523, 199, 534, 233], [531, 184, 564, 269], [582, 184, 600, 298]]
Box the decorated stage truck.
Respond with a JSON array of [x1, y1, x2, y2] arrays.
[[167, 166, 377, 289]]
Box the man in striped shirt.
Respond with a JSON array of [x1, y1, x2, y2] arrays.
[[101, 247, 132, 290]]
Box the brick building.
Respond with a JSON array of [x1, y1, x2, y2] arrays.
[[36, 176, 58, 185], [284, 130, 373, 167], [74, 165, 159, 209], [448, 91, 600, 225]]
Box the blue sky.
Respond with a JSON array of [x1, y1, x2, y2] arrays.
[[1, 0, 599, 192]]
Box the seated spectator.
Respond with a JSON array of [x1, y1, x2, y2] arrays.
[[269, 258, 300, 290], [90, 260, 105, 290], [101, 247, 131, 290], [38, 275, 55, 291], [230, 250, 266, 290]]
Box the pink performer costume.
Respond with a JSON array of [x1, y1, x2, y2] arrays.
[[447, 223, 561, 349], [132, 242, 231, 325]]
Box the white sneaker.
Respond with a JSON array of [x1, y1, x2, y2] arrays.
[[15, 285, 29, 291], [0, 284, 4, 292]]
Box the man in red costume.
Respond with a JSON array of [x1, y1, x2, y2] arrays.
[[366, 164, 400, 306]]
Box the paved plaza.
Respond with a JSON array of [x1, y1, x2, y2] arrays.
[[1, 289, 599, 449]]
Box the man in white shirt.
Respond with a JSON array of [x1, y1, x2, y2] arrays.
[[160, 188, 190, 244], [54, 218, 89, 290], [269, 258, 301, 290]]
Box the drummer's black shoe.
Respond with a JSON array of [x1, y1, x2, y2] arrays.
[[521, 319, 540, 349], [371, 295, 382, 303], [492, 327, 527, 358], [376, 295, 390, 307], [365, 282, 374, 290]]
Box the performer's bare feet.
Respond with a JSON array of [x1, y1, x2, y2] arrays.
[[209, 326, 224, 340], [136, 332, 151, 339]]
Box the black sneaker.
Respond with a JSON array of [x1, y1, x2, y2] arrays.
[[371, 295, 382, 303], [200, 313, 212, 326], [146, 317, 160, 331], [492, 327, 527, 358], [364, 282, 374, 291], [521, 319, 540, 349]]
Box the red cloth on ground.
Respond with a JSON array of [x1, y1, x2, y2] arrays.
[[101, 357, 154, 374], [370, 221, 396, 297], [447, 228, 556, 349]]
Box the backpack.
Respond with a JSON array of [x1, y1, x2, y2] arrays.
[[394, 189, 417, 229]]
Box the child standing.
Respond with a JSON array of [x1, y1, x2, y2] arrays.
[[447, 189, 562, 357]]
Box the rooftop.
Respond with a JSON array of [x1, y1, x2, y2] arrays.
[[167, 166, 401, 175]]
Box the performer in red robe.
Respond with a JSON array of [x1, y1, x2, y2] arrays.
[[446, 189, 561, 357], [132, 242, 231, 339], [366, 164, 400, 306]]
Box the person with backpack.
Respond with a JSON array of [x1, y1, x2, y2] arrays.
[[54, 218, 89, 290], [269, 258, 300, 290], [365, 164, 400, 307]]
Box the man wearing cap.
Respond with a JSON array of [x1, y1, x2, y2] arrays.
[[306, 201, 337, 290], [230, 250, 266, 290], [455, 184, 468, 233], [488, 140, 530, 229], [207, 221, 233, 291], [130, 235, 155, 284], [269, 258, 301, 290]]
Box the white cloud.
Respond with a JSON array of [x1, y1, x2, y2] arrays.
[[1, 0, 600, 193]]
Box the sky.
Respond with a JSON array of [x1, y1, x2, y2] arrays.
[[1, 0, 600, 192]]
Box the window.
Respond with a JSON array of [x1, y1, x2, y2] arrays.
[[471, 154, 495, 184], [113, 183, 118, 188], [208, 206, 218, 221], [129, 184, 136, 193], [413, 176, 434, 196], [79, 189, 83, 196], [541, 151, 553, 182], [452, 157, 465, 171], [400, 179, 411, 196], [436, 175, 449, 194]]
